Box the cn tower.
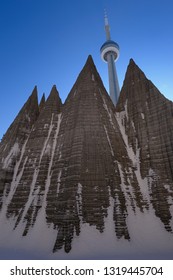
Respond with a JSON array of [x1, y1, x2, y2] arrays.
[[100, 12, 120, 105]]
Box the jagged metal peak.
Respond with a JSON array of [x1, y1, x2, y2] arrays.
[[129, 58, 135, 64], [104, 9, 109, 26], [86, 54, 95, 64], [39, 93, 46, 111], [76, 55, 97, 76], [40, 92, 45, 101], [46, 85, 61, 104], [104, 9, 111, 40], [31, 85, 38, 97]]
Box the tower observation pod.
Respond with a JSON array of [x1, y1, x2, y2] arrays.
[[100, 12, 120, 106]]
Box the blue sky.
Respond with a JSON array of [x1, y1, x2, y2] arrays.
[[0, 0, 173, 139]]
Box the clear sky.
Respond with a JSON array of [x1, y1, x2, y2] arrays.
[[0, 0, 173, 140]]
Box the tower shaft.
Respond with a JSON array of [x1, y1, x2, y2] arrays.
[[107, 53, 120, 105], [100, 12, 120, 106]]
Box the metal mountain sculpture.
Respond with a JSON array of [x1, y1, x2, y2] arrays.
[[0, 56, 173, 259]]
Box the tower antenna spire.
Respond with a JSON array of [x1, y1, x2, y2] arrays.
[[100, 11, 120, 106], [104, 9, 111, 40]]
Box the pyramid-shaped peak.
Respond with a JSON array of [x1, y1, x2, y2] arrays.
[[30, 85, 38, 98], [24, 86, 39, 110], [122, 59, 147, 89], [128, 58, 137, 68], [39, 93, 46, 112], [83, 55, 98, 73], [127, 58, 144, 73], [117, 59, 150, 110], [129, 58, 135, 64], [42, 85, 62, 113], [40, 93, 45, 103], [0, 86, 39, 162], [20, 86, 38, 113], [78, 55, 104, 85], [49, 85, 60, 97], [45, 85, 60, 101], [52, 84, 58, 90], [85, 54, 95, 65], [64, 55, 107, 104]]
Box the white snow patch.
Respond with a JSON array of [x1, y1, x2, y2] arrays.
[[126, 207, 173, 259], [20, 168, 40, 221], [0, 207, 57, 258], [116, 108, 151, 201], [117, 162, 136, 207], [1, 183, 173, 259], [131, 120, 136, 132], [56, 170, 62, 194], [44, 124, 49, 129], [40, 113, 62, 215], [0, 136, 30, 219], [76, 183, 83, 217], [164, 184, 173, 228], [141, 112, 145, 119], [124, 100, 129, 121], [101, 92, 116, 130], [25, 114, 30, 122], [17, 113, 60, 224], [40, 114, 54, 161], [2, 143, 20, 169], [164, 184, 173, 194], [44, 143, 51, 155], [145, 101, 149, 110], [116, 100, 129, 127], [92, 74, 95, 81], [103, 125, 114, 156], [65, 187, 173, 260], [116, 111, 137, 165]]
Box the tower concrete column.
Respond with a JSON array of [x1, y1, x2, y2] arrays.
[[100, 12, 120, 106]]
